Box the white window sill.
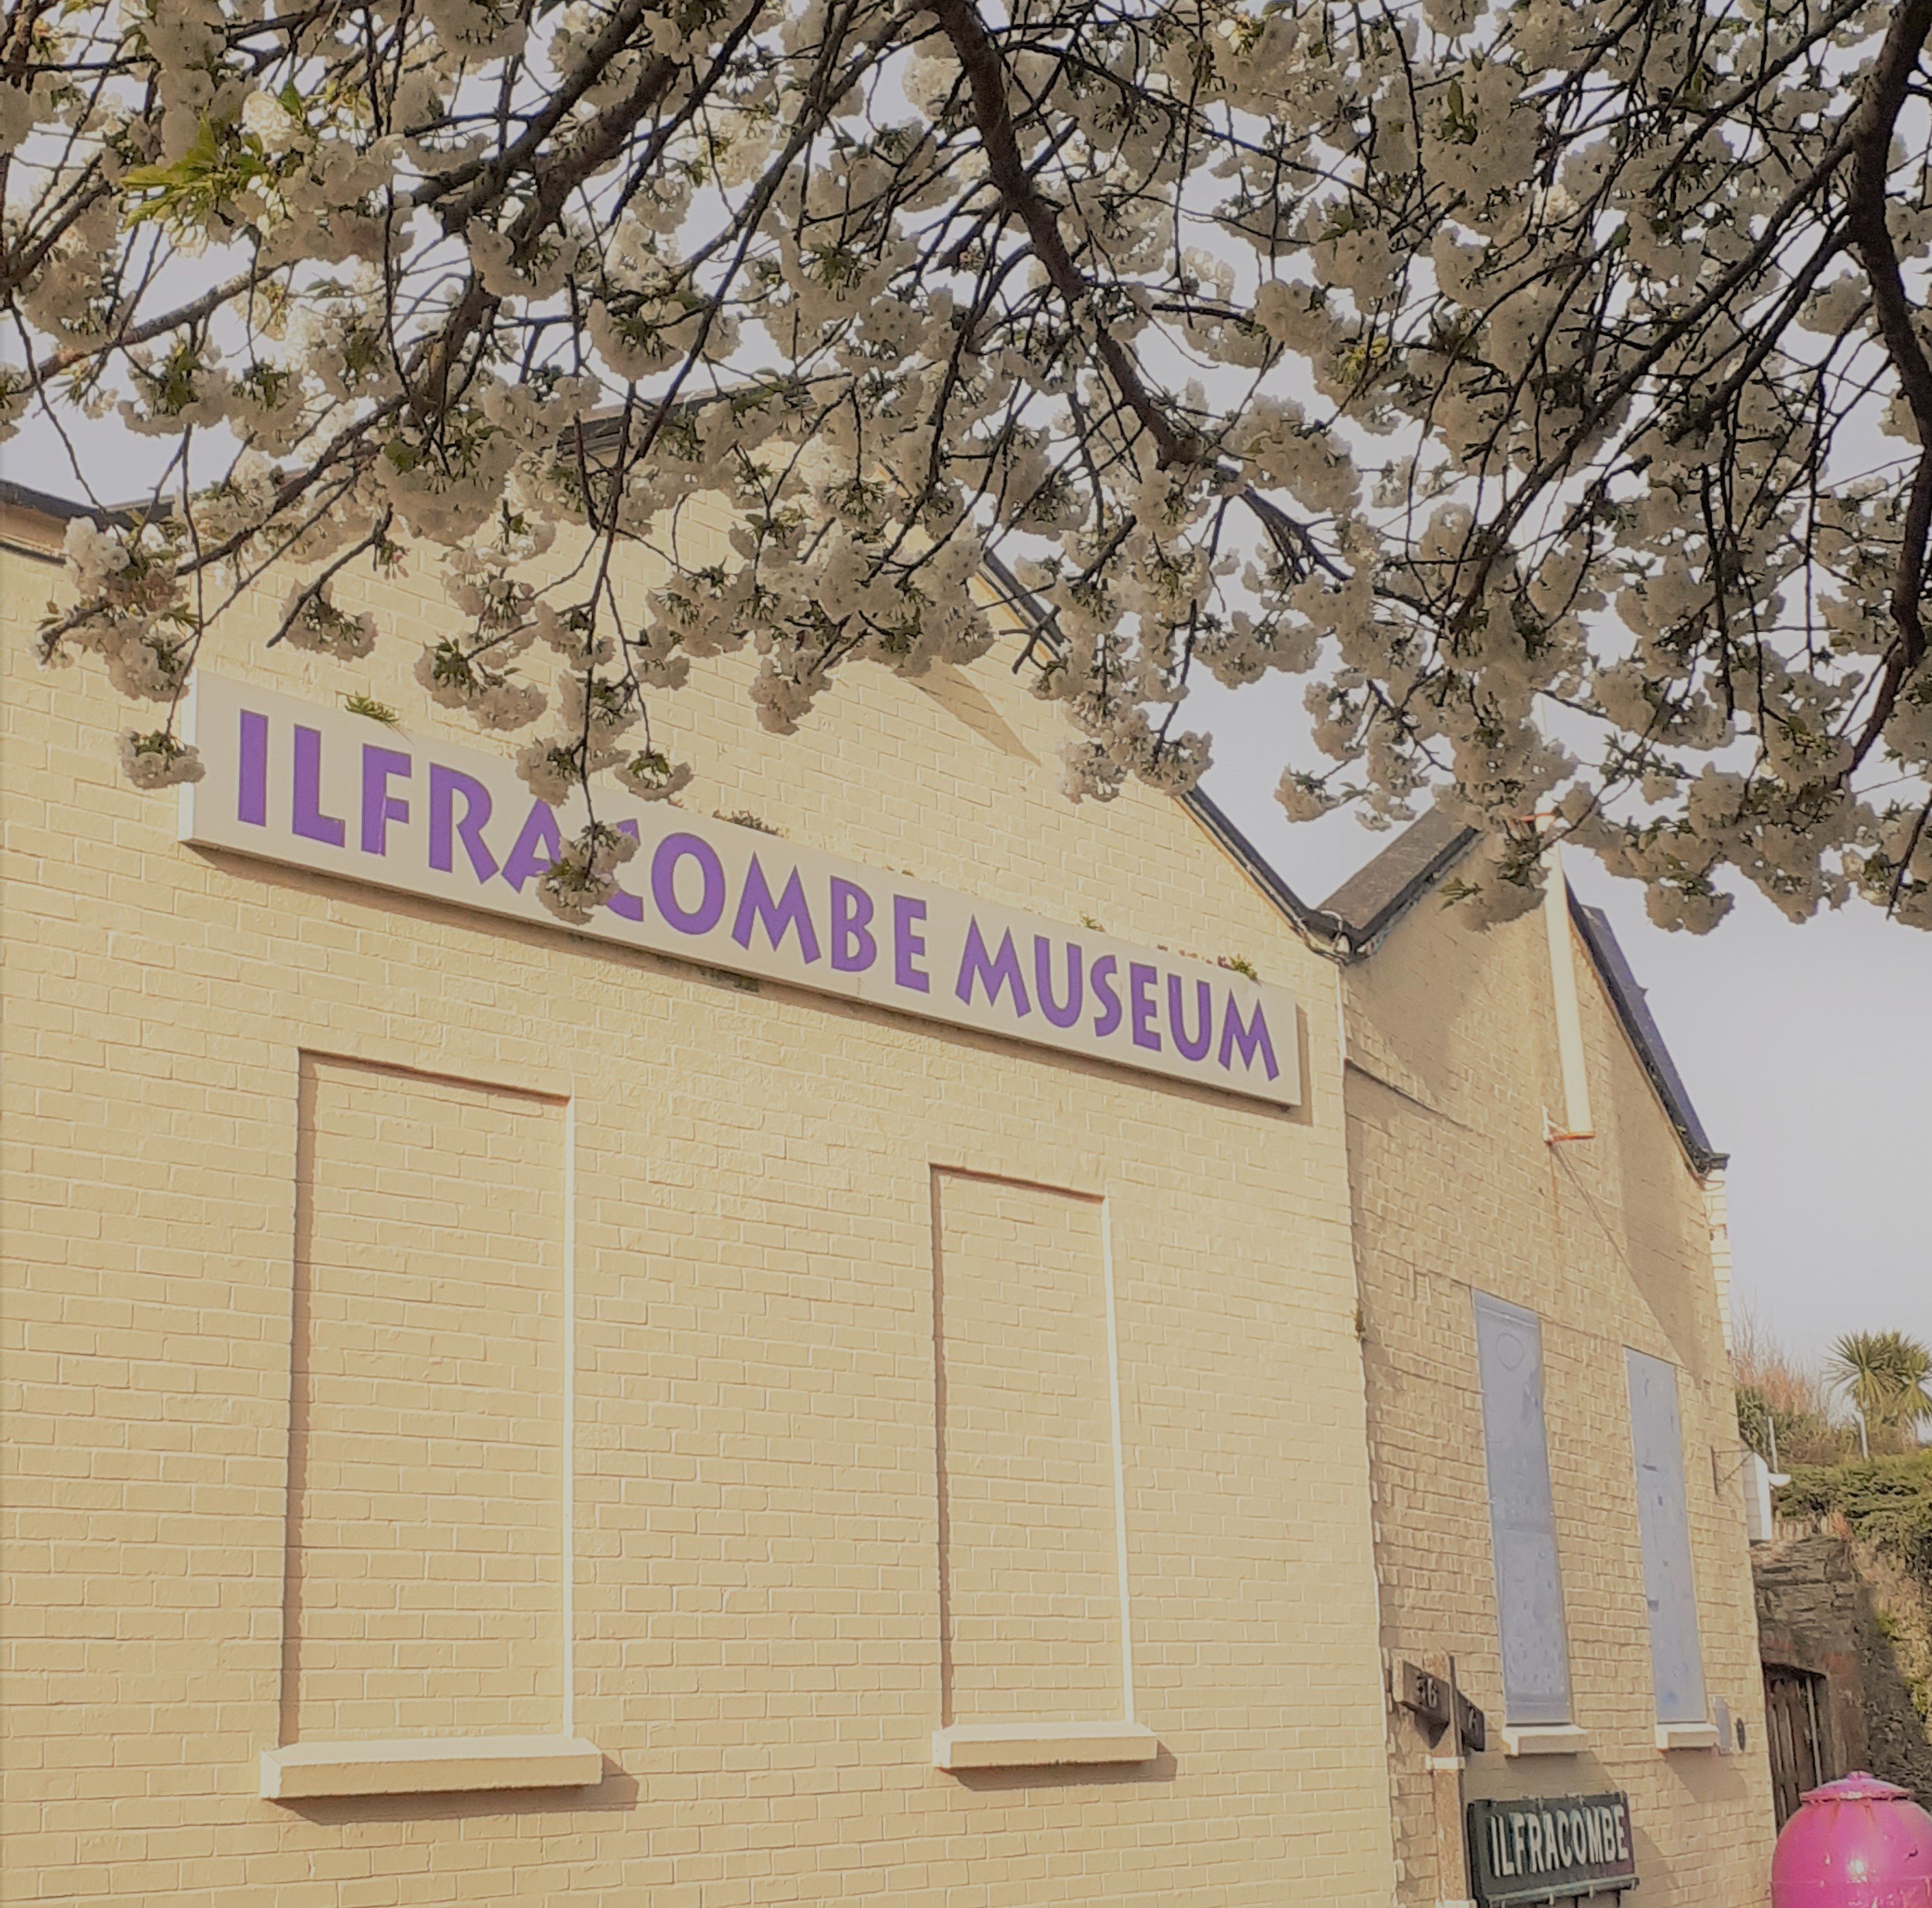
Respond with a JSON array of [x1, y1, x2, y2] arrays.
[[260, 1734, 603, 1800], [932, 1721, 1159, 1771], [1656, 1721, 1720, 1753], [1499, 1724, 1589, 1757]]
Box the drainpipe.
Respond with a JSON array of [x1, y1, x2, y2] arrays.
[[1541, 841, 1595, 1144]]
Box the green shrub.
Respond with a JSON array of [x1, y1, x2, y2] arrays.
[[1778, 1450, 1932, 1589]]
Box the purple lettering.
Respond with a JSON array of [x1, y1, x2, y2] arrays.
[[1168, 974, 1214, 1061], [830, 878, 876, 972], [238, 710, 268, 826], [1129, 962, 1161, 1051], [1034, 936, 1083, 1028], [1090, 955, 1122, 1036], [291, 725, 345, 848], [957, 920, 1030, 1018], [360, 746, 412, 856], [429, 764, 497, 882], [607, 818, 643, 921], [1218, 993, 1280, 1079], [502, 800, 563, 892], [732, 854, 822, 963], [651, 832, 726, 934], [894, 896, 929, 993]]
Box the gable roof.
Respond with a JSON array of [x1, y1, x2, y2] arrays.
[[1315, 807, 1478, 953], [1307, 811, 1725, 1172], [2, 475, 1721, 1169]]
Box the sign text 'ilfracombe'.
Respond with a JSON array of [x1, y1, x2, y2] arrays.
[[1466, 1793, 1639, 1908]]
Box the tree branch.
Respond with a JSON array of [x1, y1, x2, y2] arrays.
[[1846, 0, 1932, 770], [926, 0, 1200, 469]]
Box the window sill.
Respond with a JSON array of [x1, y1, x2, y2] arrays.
[[1499, 1724, 1589, 1758], [1655, 1722, 1720, 1753], [260, 1734, 603, 1800], [931, 1721, 1160, 1771]]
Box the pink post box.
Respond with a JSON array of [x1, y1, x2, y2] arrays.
[[1772, 1774, 1932, 1907]]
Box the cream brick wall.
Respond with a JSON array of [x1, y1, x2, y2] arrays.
[[1344, 887, 1778, 1907], [1, 503, 1395, 1907]]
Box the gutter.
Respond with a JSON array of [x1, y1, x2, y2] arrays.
[[1567, 897, 1727, 1173], [0, 477, 108, 523]]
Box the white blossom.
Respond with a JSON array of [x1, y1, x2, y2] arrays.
[[64, 519, 131, 582], [8, 0, 1927, 930], [118, 730, 205, 788]]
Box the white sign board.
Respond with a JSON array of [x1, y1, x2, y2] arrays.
[[180, 673, 1300, 1107]]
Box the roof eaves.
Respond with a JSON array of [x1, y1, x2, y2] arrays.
[[978, 548, 1068, 676], [1568, 895, 1726, 1173], [0, 476, 110, 525], [1315, 807, 1480, 955]]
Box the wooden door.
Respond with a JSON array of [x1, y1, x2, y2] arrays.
[[1763, 1665, 1828, 1829]]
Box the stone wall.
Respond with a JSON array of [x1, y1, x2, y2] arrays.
[[1754, 1527, 1932, 1806]]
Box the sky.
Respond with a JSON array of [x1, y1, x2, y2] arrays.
[[1189, 671, 1932, 1357]]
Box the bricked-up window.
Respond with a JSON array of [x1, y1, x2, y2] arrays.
[[1473, 1294, 1573, 1726], [282, 1056, 566, 1743], [1625, 1349, 1708, 1726], [933, 1171, 1125, 1729]]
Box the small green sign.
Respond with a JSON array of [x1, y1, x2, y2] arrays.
[[1467, 1792, 1637, 1908]]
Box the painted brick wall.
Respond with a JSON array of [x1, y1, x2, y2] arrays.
[[1344, 887, 1779, 1907], [0, 503, 1394, 1908]]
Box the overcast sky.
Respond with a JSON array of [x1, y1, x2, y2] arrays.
[[1190, 673, 1932, 1358]]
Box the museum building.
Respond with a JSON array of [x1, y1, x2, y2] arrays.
[[1, 478, 1777, 1907]]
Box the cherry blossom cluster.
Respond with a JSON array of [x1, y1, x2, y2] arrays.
[[4, 0, 1929, 927]]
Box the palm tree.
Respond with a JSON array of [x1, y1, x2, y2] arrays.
[[1828, 1332, 1932, 1452]]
